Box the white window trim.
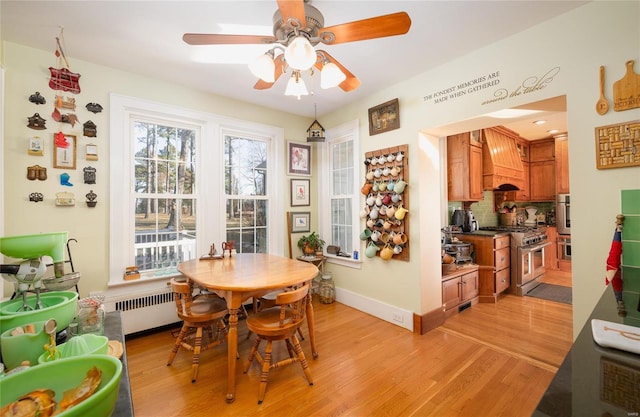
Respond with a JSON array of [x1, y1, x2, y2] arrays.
[[109, 94, 284, 286], [318, 119, 361, 269]]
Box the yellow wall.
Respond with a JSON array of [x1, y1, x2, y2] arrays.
[[2, 42, 311, 297], [320, 1, 640, 336]]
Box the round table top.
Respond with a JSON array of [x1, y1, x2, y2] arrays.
[[177, 253, 320, 292]]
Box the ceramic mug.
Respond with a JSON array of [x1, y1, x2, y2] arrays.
[[365, 241, 380, 258], [369, 206, 379, 219], [374, 168, 382, 178], [387, 153, 395, 163], [380, 232, 390, 243], [390, 165, 401, 177], [380, 243, 394, 260], [361, 182, 373, 195], [371, 156, 379, 166], [383, 219, 394, 230], [394, 179, 408, 194], [382, 193, 392, 205], [379, 205, 387, 216], [391, 193, 402, 203], [386, 205, 396, 218], [382, 167, 391, 176], [393, 245, 403, 255], [396, 151, 405, 162], [387, 180, 395, 191], [372, 181, 380, 192], [378, 181, 387, 192], [366, 218, 375, 229], [366, 170, 375, 181], [370, 230, 381, 242], [393, 232, 408, 245], [366, 193, 375, 206], [395, 204, 409, 220], [375, 194, 383, 206], [360, 205, 370, 219], [360, 229, 372, 240]]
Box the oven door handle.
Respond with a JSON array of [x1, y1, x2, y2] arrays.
[[520, 241, 552, 253]]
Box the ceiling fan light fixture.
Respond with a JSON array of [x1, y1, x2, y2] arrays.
[[320, 62, 346, 89], [284, 71, 309, 99], [249, 51, 275, 82], [284, 36, 317, 70]]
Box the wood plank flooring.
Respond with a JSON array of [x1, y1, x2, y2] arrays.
[[125, 270, 573, 416]]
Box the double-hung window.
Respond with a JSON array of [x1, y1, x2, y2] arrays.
[[110, 94, 283, 285], [319, 120, 360, 267]]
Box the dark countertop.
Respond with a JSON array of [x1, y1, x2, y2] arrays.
[[104, 311, 134, 417], [533, 286, 640, 417], [459, 230, 511, 237]]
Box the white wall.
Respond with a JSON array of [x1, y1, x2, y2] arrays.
[[321, 1, 640, 336], [1, 42, 311, 297]]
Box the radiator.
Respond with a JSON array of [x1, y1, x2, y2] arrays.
[[102, 287, 179, 335]]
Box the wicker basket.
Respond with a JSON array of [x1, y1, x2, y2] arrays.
[[499, 213, 517, 226]]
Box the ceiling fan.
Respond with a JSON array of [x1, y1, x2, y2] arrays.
[[182, 0, 411, 94]]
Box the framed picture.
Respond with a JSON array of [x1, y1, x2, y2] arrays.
[[290, 178, 310, 206], [28, 136, 44, 156], [53, 133, 77, 169], [368, 98, 400, 136], [288, 142, 311, 176], [290, 212, 311, 233]]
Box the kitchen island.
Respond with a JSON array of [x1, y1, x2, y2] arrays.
[[534, 285, 640, 417]]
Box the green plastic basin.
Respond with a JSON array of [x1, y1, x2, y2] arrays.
[[38, 334, 109, 364], [0, 291, 78, 335], [0, 232, 68, 263], [0, 321, 50, 369], [0, 355, 122, 417]]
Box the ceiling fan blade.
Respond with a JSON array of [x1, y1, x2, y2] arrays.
[[254, 55, 286, 90], [315, 50, 361, 92], [318, 12, 411, 45], [183, 33, 276, 45], [276, 0, 306, 28]]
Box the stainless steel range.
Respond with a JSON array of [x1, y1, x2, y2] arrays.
[[479, 226, 551, 296]]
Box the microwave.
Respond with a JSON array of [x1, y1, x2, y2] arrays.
[[557, 194, 570, 235]]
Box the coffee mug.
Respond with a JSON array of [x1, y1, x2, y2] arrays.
[[393, 232, 408, 245], [374, 168, 382, 178], [371, 156, 379, 165], [369, 206, 379, 219], [366, 170, 375, 181], [361, 182, 373, 195], [394, 179, 408, 194], [375, 194, 383, 206], [372, 181, 380, 192], [360, 205, 370, 219], [360, 228, 372, 240], [380, 232, 390, 243], [383, 219, 394, 230], [391, 193, 402, 203], [386, 180, 395, 191], [387, 153, 395, 163], [366, 194, 375, 206], [382, 167, 390, 176], [395, 204, 408, 220], [365, 241, 380, 258], [393, 245, 403, 255], [378, 181, 387, 192], [396, 151, 405, 162], [385, 205, 396, 218], [390, 165, 401, 177], [382, 193, 392, 205], [370, 230, 381, 242], [367, 218, 375, 229], [380, 243, 394, 260]]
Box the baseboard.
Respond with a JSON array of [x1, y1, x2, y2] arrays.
[[335, 287, 413, 332], [413, 306, 446, 335]]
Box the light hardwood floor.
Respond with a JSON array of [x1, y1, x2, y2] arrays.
[[125, 270, 573, 417]]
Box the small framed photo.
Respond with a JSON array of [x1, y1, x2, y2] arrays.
[[368, 98, 400, 136], [288, 142, 311, 176], [290, 178, 310, 207], [53, 133, 77, 169], [28, 136, 44, 156], [290, 212, 311, 233]]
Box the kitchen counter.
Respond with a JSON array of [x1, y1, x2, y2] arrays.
[[459, 230, 511, 237], [105, 311, 134, 417], [441, 263, 479, 279], [534, 285, 640, 417]]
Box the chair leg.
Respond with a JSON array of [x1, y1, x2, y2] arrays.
[[244, 337, 261, 373], [291, 334, 313, 386], [191, 326, 204, 383], [258, 340, 273, 404], [167, 324, 189, 366]]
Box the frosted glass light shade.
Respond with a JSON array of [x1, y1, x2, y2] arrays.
[[320, 62, 346, 89], [284, 36, 316, 70], [284, 75, 309, 98], [249, 53, 275, 82]]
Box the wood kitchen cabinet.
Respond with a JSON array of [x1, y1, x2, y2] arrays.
[[544, 226, 559, 271], [530, 138, 556, 201], [442, 266, 479, 318], [447, 132, 483, 201], [515, 161, 530, 201], [458, 234, 510, 303], [530, 138, 555, 162], [555, 135, 570, 194]]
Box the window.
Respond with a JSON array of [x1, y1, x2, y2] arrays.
[[319, 120, 360, 267], [110, 94, 284, 284]]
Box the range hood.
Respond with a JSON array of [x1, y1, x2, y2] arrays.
[[482, 126, 524, 190]]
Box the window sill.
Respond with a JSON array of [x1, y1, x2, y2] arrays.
[[108, 269, 182, 288], [325, 255, 362, 269]]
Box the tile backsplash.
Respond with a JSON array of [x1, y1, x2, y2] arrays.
[[448, 191, 556, 227]]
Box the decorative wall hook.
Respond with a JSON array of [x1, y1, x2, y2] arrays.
[[83, 166, 96, 184], [27, 113, 47, 130], [83, 120, 97, 137], [29, 92, 46, 105], [29, 192, 44, 202], [60, 172, 73, 187], [55, 191, 75, 206], [27, 165, 47, 181], [85, 102, 103, 113], [86, 190, 97, 207]]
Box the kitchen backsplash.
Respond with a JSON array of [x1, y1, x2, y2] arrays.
[[448, 191, 556, 227]]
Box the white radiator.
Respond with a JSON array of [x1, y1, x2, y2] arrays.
[[102, 287, 179, 335]]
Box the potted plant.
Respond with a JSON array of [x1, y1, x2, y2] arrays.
[[297, 232, 326, 256]]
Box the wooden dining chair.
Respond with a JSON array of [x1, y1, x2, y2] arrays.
[[243, 284, 314, 404], [167, 277, 229, 383]]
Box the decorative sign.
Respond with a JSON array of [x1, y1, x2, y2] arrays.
[[422, 66, 560, 107], [368, 98, 400, 136], [595, 120, 640, 169], [613, 60, 640, 112]]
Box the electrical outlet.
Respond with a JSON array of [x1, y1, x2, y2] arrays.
[[392, 312, 404, 323]]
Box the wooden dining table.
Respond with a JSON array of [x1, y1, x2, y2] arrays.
[[177, 253, 320, 403]]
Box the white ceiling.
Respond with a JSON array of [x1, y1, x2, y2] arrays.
[[1, 1, 584, 139]]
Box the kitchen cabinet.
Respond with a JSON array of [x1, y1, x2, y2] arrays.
[[442, 265, 479, 317], [544, 226, 559, 271], [458, 234, 510, 303], [514, 161, 530, 201], [530, 138, 556, 201], [557, 234, 572, 272], [447, 132, 483, 201], [555, 135, 570, 194]]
